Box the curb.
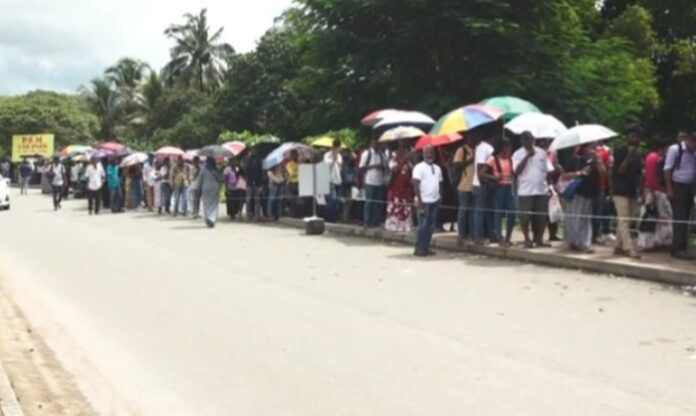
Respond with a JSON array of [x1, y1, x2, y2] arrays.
[[0, 356, 23, 416], [277, 218, 696, 287]]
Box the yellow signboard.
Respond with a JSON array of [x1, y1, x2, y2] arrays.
[[11, 134, 55, 161]]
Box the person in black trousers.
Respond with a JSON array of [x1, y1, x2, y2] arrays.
[[664, 131, 696, 260]]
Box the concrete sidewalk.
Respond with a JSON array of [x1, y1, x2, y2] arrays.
[[278, 218, 696, 287], [0, 356, 22, 416]]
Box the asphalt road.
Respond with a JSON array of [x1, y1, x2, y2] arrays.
[[0, 190, 695, 416]]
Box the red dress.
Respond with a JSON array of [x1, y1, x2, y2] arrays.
[[385, 161, 414, 232]]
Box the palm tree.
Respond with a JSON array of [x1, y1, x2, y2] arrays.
[[162, 8, 235, 92], [79, 78, 122, 139], [106, 57, 150, 114]]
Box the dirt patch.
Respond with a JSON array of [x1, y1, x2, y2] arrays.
[[0, 283, 95, 416]]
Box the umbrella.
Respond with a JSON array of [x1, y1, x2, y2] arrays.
[[551, 124, 618, 151], [98, 142, 126, 153], [199, 145, 234, 160], [361, 109, 401, 127], [91, 149, 115, 160], [60, 144, 93, 157], [414, 133, 463, 151], [155, 146, 185, 158], [505, 113, 567, 139], [310, 137, 347, 149], [373, 111, 435, 131], [71, 154, 90, 163], [430, 105, 503, 136], [183, 149, 199, 162], [221, 141, 247, 156], [379, 126, 426, 142], [262, 142, 316, 170], [480, 96, 541, 120], [120, 152, 149, 167]]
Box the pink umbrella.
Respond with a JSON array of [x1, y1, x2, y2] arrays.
[[99, 142, 126, 152], [221, 141, 246, 156], [155, 146, 185, 158], [361, 109, 402, 127], [183, 149, 199, 162], [414, 133, 464, 151]]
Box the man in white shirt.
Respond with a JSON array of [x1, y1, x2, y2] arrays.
[[323, 139, 343, 223], [472, 135, 495, 243], [85, 158, 105, 215], [413, 145, 443, 257], [47, 156, 66, 210], [359, 140, 387, 227], [512, 131, 554, 248]]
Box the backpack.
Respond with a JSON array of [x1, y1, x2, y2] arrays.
[[658, 143, 683, 186]]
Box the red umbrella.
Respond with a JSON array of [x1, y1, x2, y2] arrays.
[[360, 109, 402, 127], [99, 142, 125, 152], [414, 133, 463, 151]]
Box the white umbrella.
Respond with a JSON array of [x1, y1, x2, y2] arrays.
[[551, 124, 618, 151], [120, 152, 149, 167], [373, 111, 435, 130], [379, 126, 426, 142], [505, 113, 567, 139]]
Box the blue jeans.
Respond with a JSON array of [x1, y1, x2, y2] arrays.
[[172, 185, 188, 216], [473, 186, 487, 241], [267, 183, 283, 220], [325, 184, 342, 223], [493, 184, 517, 242], [363, 185, 385, 227], [131, 179, 143, 209], [109, 187, 122, 212], [457, 191, 475, 240], [415, 202, 440, 255]]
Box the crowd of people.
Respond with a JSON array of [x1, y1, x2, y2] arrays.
[[8, 123, 696, 261]]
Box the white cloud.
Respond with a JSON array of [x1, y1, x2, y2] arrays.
[[0, 0, 292, 94]]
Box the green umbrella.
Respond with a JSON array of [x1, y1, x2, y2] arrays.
[[480, 96, 541, 121]]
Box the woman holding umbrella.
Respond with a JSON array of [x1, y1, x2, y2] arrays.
[[197, 156, 224, 228]]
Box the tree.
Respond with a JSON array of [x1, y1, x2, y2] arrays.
[[106, 57, 150, 115], [0, 91, 98, 156], [79, 78, 122, 139], [162, 8, 235, 92]]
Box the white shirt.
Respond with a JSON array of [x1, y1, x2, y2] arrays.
[[85, 164, 105, 191], [359, 149, 386, 186], [323, 151, 343, 185], [49, 164, 65, 186], [512, 146, 554, 196], [473, 141, 494, 187], [413, 161, 443, 203], [143, 163, 154, 186]]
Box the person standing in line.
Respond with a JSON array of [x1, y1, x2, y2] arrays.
[[106, 158, 123, 213], [244, 149, 264, 221], [359, 139, 387, 228], [384, 144, 414, 232], [340, 150, 357, 222], [224, 158, 241, 219], [197, 156, 224, 228], [170, 156, 190, 217], [143, 157, 155, 211], [452, 136, 476, 243], [85, 158, 105, 215], [130, 162, 144, 210], [152, 159, 162, 213], [562, 143, 604, 253], [47, 156, 66, 210], [413, 145, 443, 257], [611, 126, 644, 259], [19, 158, 33, 195], [482, 139, 516, 247], [512, 132, 554, 248], [158, 158, 172, 214], [472, 133, 495, 244], [267, 164, 287, 222], [324, 139, 343, 223], [664, 131, 696, 260], [594, 140, 614, 244], [538, 138, 562, 241], [189, 156, 203, 219], [638, 138, 673, 251], [70, 161, 81, 197], [285, 150, 301, 218]]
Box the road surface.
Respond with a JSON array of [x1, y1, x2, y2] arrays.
[[0, 190, 695, 416]]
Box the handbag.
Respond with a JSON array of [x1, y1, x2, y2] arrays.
[[562, 177, 584, 201]]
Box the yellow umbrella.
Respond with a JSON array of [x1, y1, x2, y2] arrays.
[[311, 136, 347, 149]]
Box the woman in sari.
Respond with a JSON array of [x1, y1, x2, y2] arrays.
[[385, 145, 414, 232], [198, 157, 223, 228]]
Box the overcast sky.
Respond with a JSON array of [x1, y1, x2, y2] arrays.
[[0, 0, 293, 95]]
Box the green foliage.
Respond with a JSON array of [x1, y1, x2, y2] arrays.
[[0, 91, 98, 156], [302, 128, 360, 149], [218, 130, 280, 146]]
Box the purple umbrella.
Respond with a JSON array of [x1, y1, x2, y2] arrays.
[[91, 149, 115, 160]]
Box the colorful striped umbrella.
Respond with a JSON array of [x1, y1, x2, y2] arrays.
[[430, 105, 503, 136], [480, 96, 541, 121], [414, 133, 463, 151], [60, 144, 93, 157]]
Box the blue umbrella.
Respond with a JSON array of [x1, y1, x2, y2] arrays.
[[262, 143, 315, 170]]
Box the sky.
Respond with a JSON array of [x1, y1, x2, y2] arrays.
[[0, 0, 293, 95]]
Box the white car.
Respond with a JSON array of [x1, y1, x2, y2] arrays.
[[0, 173, 10, 210]]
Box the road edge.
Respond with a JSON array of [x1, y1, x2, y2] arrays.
[[0, 356, 24, 416]]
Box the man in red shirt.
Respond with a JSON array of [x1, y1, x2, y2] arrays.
[[593, 140, 613, 243]]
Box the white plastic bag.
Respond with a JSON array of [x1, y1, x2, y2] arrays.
[[548, 187, 563, 224]]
